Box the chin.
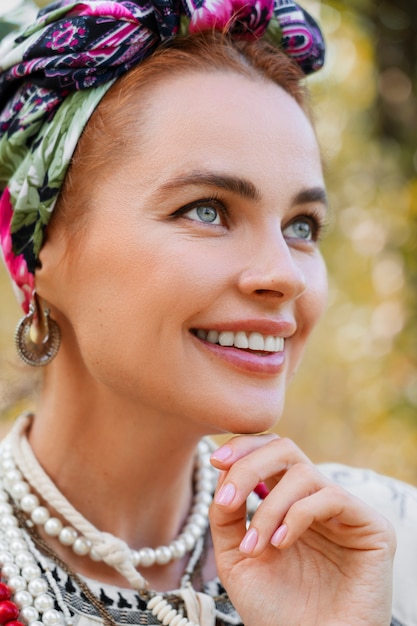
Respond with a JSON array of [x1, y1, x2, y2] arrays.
[[203, 405, 283, 438], [229, 418, 281, 436]]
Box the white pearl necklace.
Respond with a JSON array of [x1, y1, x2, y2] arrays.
[[0, 422, 219, 626], [0, 485, 72, 626], [2, 424, 216, 571], [0, 481, 203, 626]]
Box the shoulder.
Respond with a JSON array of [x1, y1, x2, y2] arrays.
[[318, 462, 417, 626]]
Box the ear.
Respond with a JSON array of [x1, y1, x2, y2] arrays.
[[34, 229, 66, 306]]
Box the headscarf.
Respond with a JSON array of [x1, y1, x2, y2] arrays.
[[0, 0, 325, 312]]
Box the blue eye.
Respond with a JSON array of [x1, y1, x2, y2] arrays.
[[283, 218, 315, 241], [184, 204, 222, 224]]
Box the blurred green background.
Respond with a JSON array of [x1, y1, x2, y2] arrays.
[[0, 0, 416, 482]]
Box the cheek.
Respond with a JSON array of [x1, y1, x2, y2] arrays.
[[285, 259, 327, 383], [54, 233, 224, 354], [296, 255, 328, 338]]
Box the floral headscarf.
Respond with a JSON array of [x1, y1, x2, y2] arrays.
[[0, 0, 325, 312]]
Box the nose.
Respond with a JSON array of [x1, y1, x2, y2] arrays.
[[237, 227, 307, 302]]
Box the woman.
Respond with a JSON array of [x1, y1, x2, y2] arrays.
[[0, 1, 399, 625]]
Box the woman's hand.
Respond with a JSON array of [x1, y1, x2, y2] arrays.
[[209, 434, 395, 626]]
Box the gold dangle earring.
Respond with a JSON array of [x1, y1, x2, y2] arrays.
[[15, 291, 61, 366]]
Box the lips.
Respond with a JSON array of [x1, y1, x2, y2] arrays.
[[194, 329, 284, 353]]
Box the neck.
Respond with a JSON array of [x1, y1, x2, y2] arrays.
[[19, 350, 219, 589], [9, 411, 216, 590], [29, 408, 201, 548]]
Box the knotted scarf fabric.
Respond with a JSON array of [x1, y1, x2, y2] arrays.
[[0, 0, 325, 311]]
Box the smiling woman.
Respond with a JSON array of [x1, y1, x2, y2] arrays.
[[37, 63, 328, 434], [0, 1, 408, 625]]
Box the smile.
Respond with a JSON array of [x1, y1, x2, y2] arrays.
[[193, 329, 284, 353]]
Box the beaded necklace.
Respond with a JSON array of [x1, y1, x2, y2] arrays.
[[7, 415, 216, 583], [0, 416, 219, 626]]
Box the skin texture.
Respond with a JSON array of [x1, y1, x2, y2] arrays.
[[37, 72, 327, 435], [32, 71, 395, 622], [210, 434, 395, 626]]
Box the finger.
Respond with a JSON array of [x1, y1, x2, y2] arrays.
[[276, 486, 396, 552], [240, 462, 326, 555], [212, 437, 313, 511], [209, 496, 248, 563], [210, 433, 279, 470]]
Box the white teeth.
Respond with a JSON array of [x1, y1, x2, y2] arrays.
[[207, 330, 219, 344], [264, 335, 276, 351], [275, 337, 284, 351], [247, 332, 264, 351], [218, 331, 234, 347], [195, 329, 284, 352], [234, 331, 249, 349]]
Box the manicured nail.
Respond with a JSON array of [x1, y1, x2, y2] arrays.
[[270, 524, 288, 547], [211, 445, 233, 463], [214, 482, 236, 506], [239, 527, 258, 554]]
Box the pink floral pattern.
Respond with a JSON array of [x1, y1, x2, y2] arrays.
[[0, 189, 34, 313], [46, 22, 87, 52], [189, 0, 274, 38]]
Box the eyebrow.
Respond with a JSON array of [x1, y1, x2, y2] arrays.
[[293, 187, 328, 211], [158, 170, 328, 210], [158, 171, 261, 202]]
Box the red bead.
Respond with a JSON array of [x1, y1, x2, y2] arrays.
[[0, 601, 19, 624], [0, 587, 10, 603], [254, 482, 269, 500], [6, 622, 25, 626]]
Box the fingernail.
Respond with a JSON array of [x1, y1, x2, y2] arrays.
[[271, 524, 288, 547], [214, 482, 236, 506], [211, 445, 233, 463], [239, 527, 258, 554]]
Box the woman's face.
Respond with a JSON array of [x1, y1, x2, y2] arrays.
[[39, 70, 328, 435]]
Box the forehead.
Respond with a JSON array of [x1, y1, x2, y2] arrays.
[[106, 71, 323, 198]]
